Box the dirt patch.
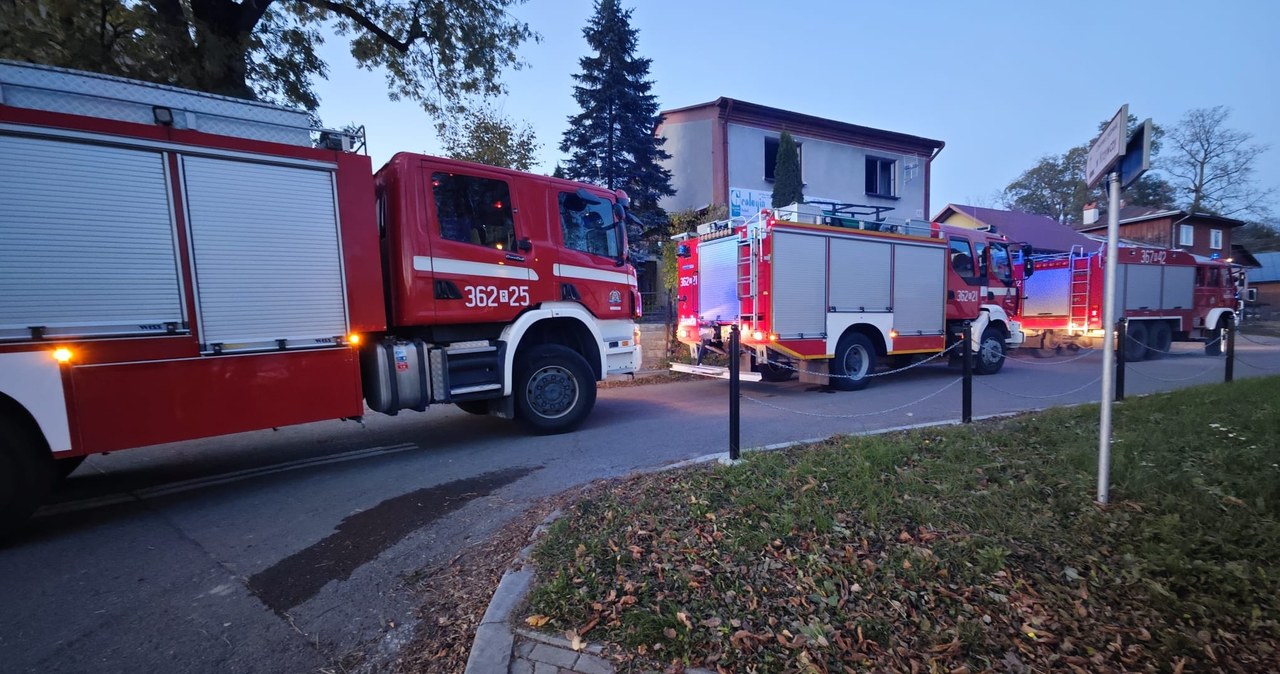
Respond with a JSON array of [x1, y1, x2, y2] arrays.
[[384, 481, 609, 674]]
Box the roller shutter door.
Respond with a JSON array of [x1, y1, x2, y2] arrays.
[[697, 237, 740, 322], [0, 135, 184, 341], [771, 232, 828, 338], [1162, 265, 1195, 309], [182, 157, 347, 352], [892, 244, 946, 335], [1122, 264, 1162, 310], [828, 237, 891, 312], [1022, 265, 1070, 317]]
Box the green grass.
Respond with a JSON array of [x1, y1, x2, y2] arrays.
[[525, 377, 1280, 672]]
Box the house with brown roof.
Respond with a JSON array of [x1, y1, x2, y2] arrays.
[[934, 204, 1097, 255], [1076, 206, 1244, 260], [656, 98, 944, 223]]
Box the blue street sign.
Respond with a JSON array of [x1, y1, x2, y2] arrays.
[[1119, 118, 1153, 189]]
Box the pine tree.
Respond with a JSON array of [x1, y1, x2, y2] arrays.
[[560, 0, 674, 259], [771, 131, 803, 208]]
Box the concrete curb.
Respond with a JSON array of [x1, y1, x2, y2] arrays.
[[464, 410, 1046, 673], [462, 509, 560, 674]]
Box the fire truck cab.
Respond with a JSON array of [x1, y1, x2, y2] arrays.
[[673, 203, 1029, 390]]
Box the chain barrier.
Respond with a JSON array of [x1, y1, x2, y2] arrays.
[[762, 340, 964, 380], [1123, 360, 1222, 383], [741, 377, 963, 419], [1003, 349, 1098, 365], [1233, 356, 1280, 371], [973, 375, 1103, 400], [1122, 333, 1222, 358], [1236, 331, 1280, 346]]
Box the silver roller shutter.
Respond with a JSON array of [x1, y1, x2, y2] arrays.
[[697, 237, 739, 322], [1122, 264, 1162, 310], [771, 232, 827, 338], [182, 156, 347, 352], [828, 237, 891, 312], [0, 135, 184, 341], [1161, 265, 1195, 309], [892, 244, 946, 335]]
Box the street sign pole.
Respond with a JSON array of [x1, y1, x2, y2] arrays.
[[1096, 170, 1122, 504]]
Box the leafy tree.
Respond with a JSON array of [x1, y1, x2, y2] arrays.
[[0, 0, 535, 114], [771, 131, 803, 208], [1002, 114, 1177, 224], [439, 102, 539, 171], [552, 164, 567, 179], [1235, 221, 1280, 253], [560, 0, 674, 259], [1164, 106, 1274, 218]]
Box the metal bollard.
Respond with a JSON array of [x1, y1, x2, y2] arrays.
[[1225, 314, 1235, 383], [729, 325, 741, 460], [1115, 317, 1126, 401], [962, 322, 972, 423]]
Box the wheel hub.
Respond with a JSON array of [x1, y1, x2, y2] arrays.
[[526, 365, 578, 419]]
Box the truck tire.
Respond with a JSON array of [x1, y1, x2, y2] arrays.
[[1124, 321, 1149, 362], [1, 416, 56, 538], [830, 333, 875, 391], [1205, 317, 1227, 356], [974, 327, 1006, 375], [1147, 322, 1173, 359], [454, 401, 489, 415], [515, 345, 596, 434]]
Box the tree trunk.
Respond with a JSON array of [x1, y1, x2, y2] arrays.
[[189, 1, 256, 100]]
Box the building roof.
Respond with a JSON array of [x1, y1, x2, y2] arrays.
[[1252, 252, 1280, 283], [934, 204, 1096, 253], [1077, 206, 1246, 233], [661, 97, 944, 154]]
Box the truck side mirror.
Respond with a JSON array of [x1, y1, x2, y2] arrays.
[[517, 237, 533, 253], [1021, 244, 1035, 278]]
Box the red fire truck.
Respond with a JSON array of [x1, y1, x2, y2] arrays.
[[672, 203, 1030, 390], [1021, 244, 1239, 359], [0, 61, 642, 530]]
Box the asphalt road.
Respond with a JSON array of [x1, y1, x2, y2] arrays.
[[2, 335, 1278, 673]]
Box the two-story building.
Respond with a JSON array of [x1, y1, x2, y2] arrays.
[[1077, 206, 1244, 259], [656, 98, 944, 223]]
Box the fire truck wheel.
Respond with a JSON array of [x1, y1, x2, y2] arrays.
[[1205, 318, 1227, 356], [974, 327, 1006, 375], [1124, 321, 1150, 362], [454, 401, 489, 415], [830, 333, 875, 391], [1146, 322, 1173, 359], [515, 345, 596, 434], [0, 416, 57, 537]]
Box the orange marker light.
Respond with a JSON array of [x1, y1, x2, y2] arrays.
[[53, 347, 73, 363], [347, 334, 362, 346], [752, 330, 764, 341]]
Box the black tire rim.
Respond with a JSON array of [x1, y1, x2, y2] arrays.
[[526, 365, 579, 420], [842, 344, 869, 380]]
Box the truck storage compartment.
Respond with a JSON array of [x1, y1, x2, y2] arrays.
[[182, 156, 349, 353], [0, 135, 186, 341]]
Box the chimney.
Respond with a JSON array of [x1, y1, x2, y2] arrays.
[[1083, 202, 1099, 226]]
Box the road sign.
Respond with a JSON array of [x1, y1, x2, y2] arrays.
[[1119, 118, 1153, 188], [1086, 104, 1128, 188]]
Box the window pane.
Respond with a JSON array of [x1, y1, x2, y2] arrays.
[[865, 157, 877, 193], [560, 191, 620, 258], [866, 156, 896, 196], [973, 241, 989, 277], [949, 239, 974, 276], [432, 172, 515, 250], [990, 243, 1013, 280], [1210, 228, 1223, 249], [764, 137, 780, 181], [1179, 224, 1194, 246]]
